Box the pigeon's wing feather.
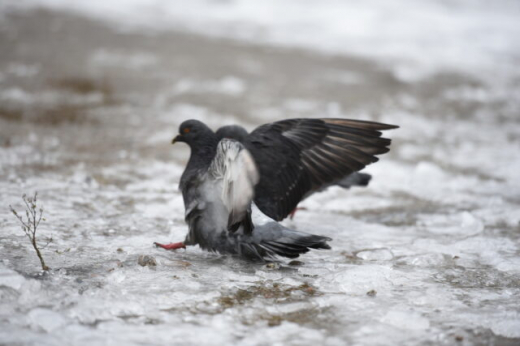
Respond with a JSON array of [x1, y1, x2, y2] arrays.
[[208, 139, 259, 232], [244, 118, 397, 221]]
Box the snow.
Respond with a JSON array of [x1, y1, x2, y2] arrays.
[[4, 0, 520, 81], [1, 0, 520, 345], [90, 49, 159, 70]]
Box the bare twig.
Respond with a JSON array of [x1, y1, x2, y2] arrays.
[[39, 235, 53, 250], [9, 192, 51, 271]]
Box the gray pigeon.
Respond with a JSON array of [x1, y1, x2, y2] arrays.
[[216, 125, 372, 218], [155, 118, 398, 260]]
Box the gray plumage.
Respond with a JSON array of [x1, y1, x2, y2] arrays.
[[167, 118, 397, 261], [216, 125, 249, 142]]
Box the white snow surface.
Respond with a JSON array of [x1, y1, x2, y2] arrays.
[[1, 1, 520, 346], [4, 0, 520, 81]]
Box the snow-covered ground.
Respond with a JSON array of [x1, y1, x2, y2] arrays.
[[1, 1, 519, 345], [5, 0, 520, 80]]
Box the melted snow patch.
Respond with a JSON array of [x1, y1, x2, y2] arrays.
[[381, 310, 430, 330]]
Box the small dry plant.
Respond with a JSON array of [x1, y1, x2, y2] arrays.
[[9, 192, 52, 271]]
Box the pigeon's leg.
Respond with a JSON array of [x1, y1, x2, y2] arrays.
[[154, 242, 186, 250], [289, 206, 308, 220]]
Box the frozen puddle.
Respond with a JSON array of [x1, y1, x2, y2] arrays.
[[1, 1, 520, 345]]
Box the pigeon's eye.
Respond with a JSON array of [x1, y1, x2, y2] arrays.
[[183, 128, 191, 134]]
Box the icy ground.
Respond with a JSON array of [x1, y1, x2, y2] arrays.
[[1, 1, 520, 345]]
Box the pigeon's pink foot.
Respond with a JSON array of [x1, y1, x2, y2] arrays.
[[154, 242, 186, 250], [289, 207, 308, 220]]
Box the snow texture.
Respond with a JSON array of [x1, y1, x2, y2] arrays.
[[0, 1, 519, 345]]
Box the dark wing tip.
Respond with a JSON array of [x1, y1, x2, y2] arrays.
[[382, 124, 399, 130], [323, 118, 399, 131]]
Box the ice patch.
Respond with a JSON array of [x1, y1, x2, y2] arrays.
[[27, 308, 68, 332], [1, 1, 519, 345], [490, 317, 520, 338], [331, 265, 415, 296], [399, 253, 446, 267], [356, 248, 394, 261], [380, 310, 430, 330], [417, 212, 484, 236], [0, 266, 26, 290]]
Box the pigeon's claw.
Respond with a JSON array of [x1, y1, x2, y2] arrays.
[[289, 207, 308, 220], [154, 242, 186, 250]]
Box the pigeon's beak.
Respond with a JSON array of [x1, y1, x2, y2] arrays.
[[172, 135, 183, 144]]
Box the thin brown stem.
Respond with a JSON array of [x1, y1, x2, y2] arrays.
[[36, 208, 43, 228], [10, 193, 50, 271], [32, 237, 48, 271]]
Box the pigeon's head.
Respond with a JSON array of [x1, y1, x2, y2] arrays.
[[173, 120, 215, 147], [216, 125, 249, 142]]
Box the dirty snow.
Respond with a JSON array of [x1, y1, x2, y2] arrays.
[[1, 1, 519, 345]]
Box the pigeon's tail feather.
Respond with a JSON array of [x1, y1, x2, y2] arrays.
[[247, 224, 332, 259], [237, 242, 266, 260], [336, 172, 372, 189], [260, 237, 331, 259], [187, 210, 332, 261]]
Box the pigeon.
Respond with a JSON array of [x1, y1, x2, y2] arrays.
[[155, 118, 398, 260], [215, 125, 249, 142], [216, 125, 372, 218]]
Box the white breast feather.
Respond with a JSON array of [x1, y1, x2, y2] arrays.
[[208, 139, 259, 226]]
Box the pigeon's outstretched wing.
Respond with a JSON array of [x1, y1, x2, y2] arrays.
[[244, 118, 398, 221]]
